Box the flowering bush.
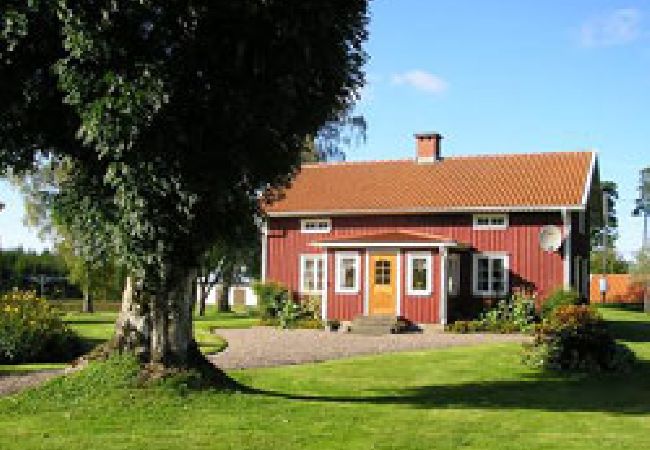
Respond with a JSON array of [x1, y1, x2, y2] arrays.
[[0, 290, 83, 363], [523, 305, 635, 372]]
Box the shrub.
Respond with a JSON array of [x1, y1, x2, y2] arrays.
[[0, 290, 83, 363], [291, 318, 324, 329], [483, 291, 537, 331], [523, 305, 635, 372], [252, 281, 290, 319], [541, 289, 581, 319], [448, 291, 537, 334]]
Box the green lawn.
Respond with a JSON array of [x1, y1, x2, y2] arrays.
[[1, 305, 649, 449]]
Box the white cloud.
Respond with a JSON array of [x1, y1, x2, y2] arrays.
[[391, 70, 448, 95], [579, 8, 643, 48]]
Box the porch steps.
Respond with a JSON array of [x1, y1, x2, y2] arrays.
[[350, 315, 409, 335]]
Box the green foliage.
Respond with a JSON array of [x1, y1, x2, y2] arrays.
[[252, 281, 290, 320], [590, 248, 630, 274], [0, 248, 72, 296], [0, 290, 83, 363], [252, 282, 322, 328], [524, 305, 635, 372], [591, 180, 619, 248], [447, 291, 537, 333], [541, 289, 581, 319]]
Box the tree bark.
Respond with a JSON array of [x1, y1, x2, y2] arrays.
[[198, 269, 207, 317], [219, 264, 233, 313], [82, 288, 94, 313], [114, 269, 196, 367]]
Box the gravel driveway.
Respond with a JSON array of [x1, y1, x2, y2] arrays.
[[209, 327, 528, 369], [0, 369, 66, 397]]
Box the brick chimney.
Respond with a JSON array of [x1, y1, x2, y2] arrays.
[[415, 132, 443, 163]]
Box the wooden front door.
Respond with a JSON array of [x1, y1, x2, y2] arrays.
[[369, 252, 397, 315]]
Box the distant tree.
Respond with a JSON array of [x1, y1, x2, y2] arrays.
[[0, 1, 369, 371], [10, 160, 124, 310], [591, 181, 619, 248], [590, 249, 629, 274]]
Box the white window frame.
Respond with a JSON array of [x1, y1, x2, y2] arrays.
[[335, 251, 360, 294], [448, 253, 460, 297], [299, 254, 325, 295], [472, 213, 509, 230], [300, 218, 331, 234], [472, 252, 510, 296], [406, 251, 432, 296]]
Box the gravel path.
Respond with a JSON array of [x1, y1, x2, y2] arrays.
[[0, 369, 66, 397], [209, 327, 529, 369]]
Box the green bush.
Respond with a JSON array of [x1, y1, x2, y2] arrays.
[[523, 305, 635, 372], [447, 291, 537, 334], [0, 290, 83, 363], [291, 318, 324, 329], [252, 281, 290, 319], [541, 289, 581, 319]]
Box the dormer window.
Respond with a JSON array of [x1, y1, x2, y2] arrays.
[[473, 213, 508, 230], [300, 218, 331, 234]]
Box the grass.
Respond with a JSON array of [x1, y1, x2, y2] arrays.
[[1, 305, 650, 449]]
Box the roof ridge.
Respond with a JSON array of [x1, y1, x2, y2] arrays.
[[301, 150, 595, 168]]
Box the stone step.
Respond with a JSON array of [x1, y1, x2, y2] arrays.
[[350, 315, 408, 335]]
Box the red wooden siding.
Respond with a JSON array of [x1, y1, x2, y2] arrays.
[[400, 249, 440, 323], [326, 248, 365, 320], [266, 212, 574, 324]]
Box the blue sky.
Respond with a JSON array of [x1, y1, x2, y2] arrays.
[[0, 0, 648, 256]]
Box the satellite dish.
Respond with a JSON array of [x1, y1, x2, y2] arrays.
[[539, 225, 563, 252]]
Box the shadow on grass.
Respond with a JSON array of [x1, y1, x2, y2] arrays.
[[607, 321, 650, 342], [247, 363, 650, 414]]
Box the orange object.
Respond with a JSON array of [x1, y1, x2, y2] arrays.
[[590, 274, 644, 303]]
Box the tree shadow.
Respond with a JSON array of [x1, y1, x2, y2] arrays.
[[607, 320, 650, 342], [248, 362, 650, 415]]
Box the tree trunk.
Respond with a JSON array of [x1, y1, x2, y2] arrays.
[[198, 270, 207, 317], [82, 288, 94, 313], [114, 269, 196, 367], [219, 265, 233, 313]]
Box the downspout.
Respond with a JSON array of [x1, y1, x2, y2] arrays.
[[261, 220, 268, 283], [562, 209, 572, 290]]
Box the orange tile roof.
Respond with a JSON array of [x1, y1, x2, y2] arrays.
[[265, 151, 595, 215]]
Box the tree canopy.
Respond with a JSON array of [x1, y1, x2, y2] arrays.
[[1, 1, 369, 366]]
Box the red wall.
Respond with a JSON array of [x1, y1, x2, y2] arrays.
[[265, 213, 573, 323]]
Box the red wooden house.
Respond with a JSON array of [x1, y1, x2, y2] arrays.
[[262, 133, 599, 325]]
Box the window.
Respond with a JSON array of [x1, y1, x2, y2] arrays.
[[473, 214, 508, 230], [374, 260, 392, 285], [407, 252, 432, 296], [300, 254, 325, 294], [473, 253, 509, 296], [335, 252, 359, 293], [447, 254, 460, 296], [300, 218, 331, 234]]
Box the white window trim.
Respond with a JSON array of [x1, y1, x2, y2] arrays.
[[300, 218, 331, 234], [335, 251, 360, 294], [406, 251, 432, 296], [299, 253, 325, 295], [472, 252, 510, 297], [448, 253, 460, 297], [472, 213, 509, 230]]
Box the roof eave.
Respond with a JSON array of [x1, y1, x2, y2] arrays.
[[267, 205, 585, 217]]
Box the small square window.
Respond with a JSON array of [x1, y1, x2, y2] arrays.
[[301, 218, 331, 234], [473, 214, 508, 230]]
